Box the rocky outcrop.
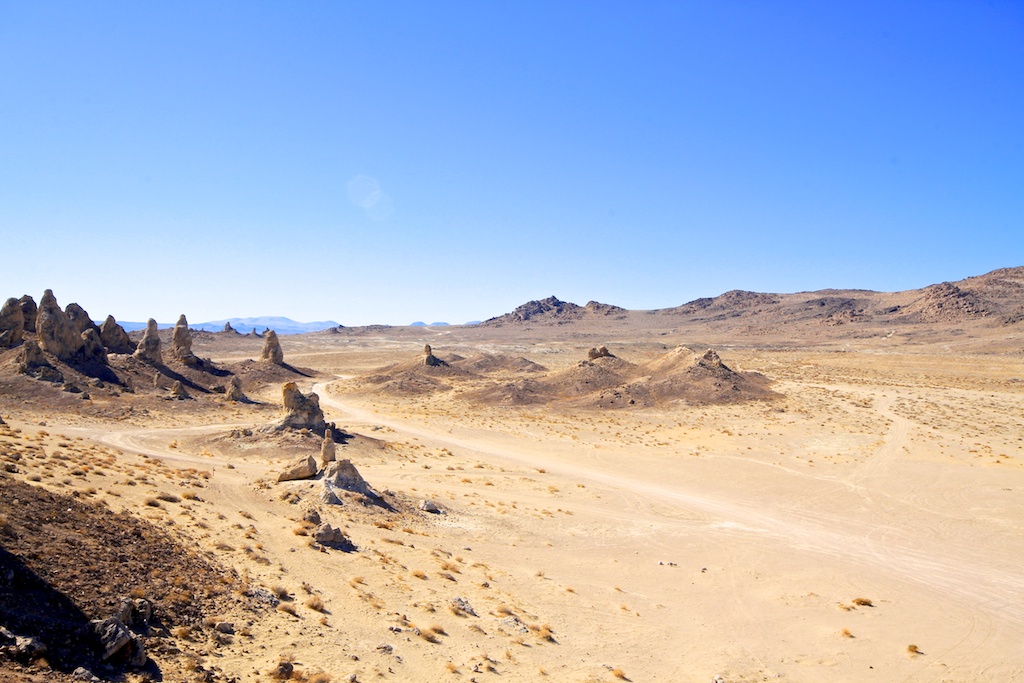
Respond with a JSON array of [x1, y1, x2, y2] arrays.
[[320, 429, 336, 466], [0, 298, 24, 348], [277, 455, 318, 482], [99, 316, 135, 354], [587, 346, 613, 360], [170, 314, 198, 365], [18, 295, 37, 333], [65, 303, 98, 335], [133, 319, 162, 364], [260, 330, 284, 364], [223, 322, 235, 333], [16, 340, 60, 381], [266, 382, 327, 432], [36, 290, 84, 361]]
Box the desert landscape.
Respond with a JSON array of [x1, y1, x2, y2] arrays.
[[0, 267, 1023, 683]]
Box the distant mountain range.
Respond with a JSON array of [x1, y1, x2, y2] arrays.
[[115, 317, 340, 335]]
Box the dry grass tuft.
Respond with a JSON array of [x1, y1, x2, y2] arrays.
[[840, 628, 854, 638], [852, 597, 874, 607], [907, 644, 922, 655], [277, 602, 298, 616], [305, 596, 325, 612]]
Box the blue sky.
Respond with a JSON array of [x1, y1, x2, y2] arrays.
[[1, 1, 1021, 326]]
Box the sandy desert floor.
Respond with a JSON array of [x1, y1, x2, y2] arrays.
[[2, 328, 1023, 683]]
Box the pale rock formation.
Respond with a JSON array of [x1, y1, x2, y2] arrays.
[[260, 330, 284, 364], [698, 348, 724, 368], [18, 295, 37, 333], [323, 459, 374, 497], [170, 314, 197, 364], [79, 328, 108, 366], [133, 319, 163, 364], [588, 346, 613, 360], [170, 380, 188, 399], [65, 303, 98, 335], [36, 290, 84, 361], [223, 322, 235, 333], [99, 316, 134, 354], [320, 429, 336, 466], [312, 523, 353, 549], [277, 454, 318, 482], [424, 344, 444, 367], [419, 499, 444, 514], [0, 298, 24, 348], [225, 375, 245, 401], [267, 382, 327, 432]]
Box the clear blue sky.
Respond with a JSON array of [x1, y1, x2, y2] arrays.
[[2, 1, 1021, 326]]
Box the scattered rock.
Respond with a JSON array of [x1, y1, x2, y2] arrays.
[[450, 597, 477, 616], [312, 523, 353, 549], [277, 454, 318, 482], [170, 314, 198, 365], [260, 329, 284, 364], [133, 319, 163, 364], [320, 429, 336, 465], [72, 667, 101, 682], [243, 586, 280, 606], [303, 507, 321, 525], [99, 315, 134, 354], [92, 617, 132, 661], [419, 499, 444, 514], [0, 297, 25, 348], [214, 621, 234, 634]]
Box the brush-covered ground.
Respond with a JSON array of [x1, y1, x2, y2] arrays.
[[0, 327, 1022, 682]]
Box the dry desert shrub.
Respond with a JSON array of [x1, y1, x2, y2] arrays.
[[305, 596, 325, 612], [611, 668, 628, 680], [308, 673, 332, 683], [852, 597, 874, 607], [907, 644, 922, 655], [841, 628, 854, 638], [277, 602, 297, 616], [157, 491, 180, 503]]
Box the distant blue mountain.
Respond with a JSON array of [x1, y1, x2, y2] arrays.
[[195, 317, 340, 334], [410, 321, 427, 327]]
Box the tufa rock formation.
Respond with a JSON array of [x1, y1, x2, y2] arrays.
[[169, 380, 189, 400], [225, 375, 245, 401], [423, 344, 447, 367], [99, 316, 135, 354], [587, 346, 613, 360], [223, 322, 235, 333], [133, 319, 163, 364], [79, 328, 108, 366], [260, 330, 284, 364], [170, 314, 198, 365], [323, 459, 375, 497], [65, 302, 98, 335], [277, 455, 318, 482], [0, 298, 25, 348], [320, 429, 336, 466], [16, 341, 62, 382], [36, 290, 84, 361], [265, 382, 327, 432], [18, 295, 37, 333]]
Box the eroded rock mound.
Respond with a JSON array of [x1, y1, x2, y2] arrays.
[[133, 319, 163, 364], [265, 382, 327, 432], [170, 314, 198, 365], [323, 459, 374, 497], [587, 345, 613, 360], [65, 303, 98, 335], [0, 297, 25, 348], [99, 316, 134, 354], [79, 328, 108, 366], [18, 295, 37, 333], [16, 341, 63, 382], [260, 330, 284, 364], [225, 375, 245, 401], [36, 290, 84, 361]]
